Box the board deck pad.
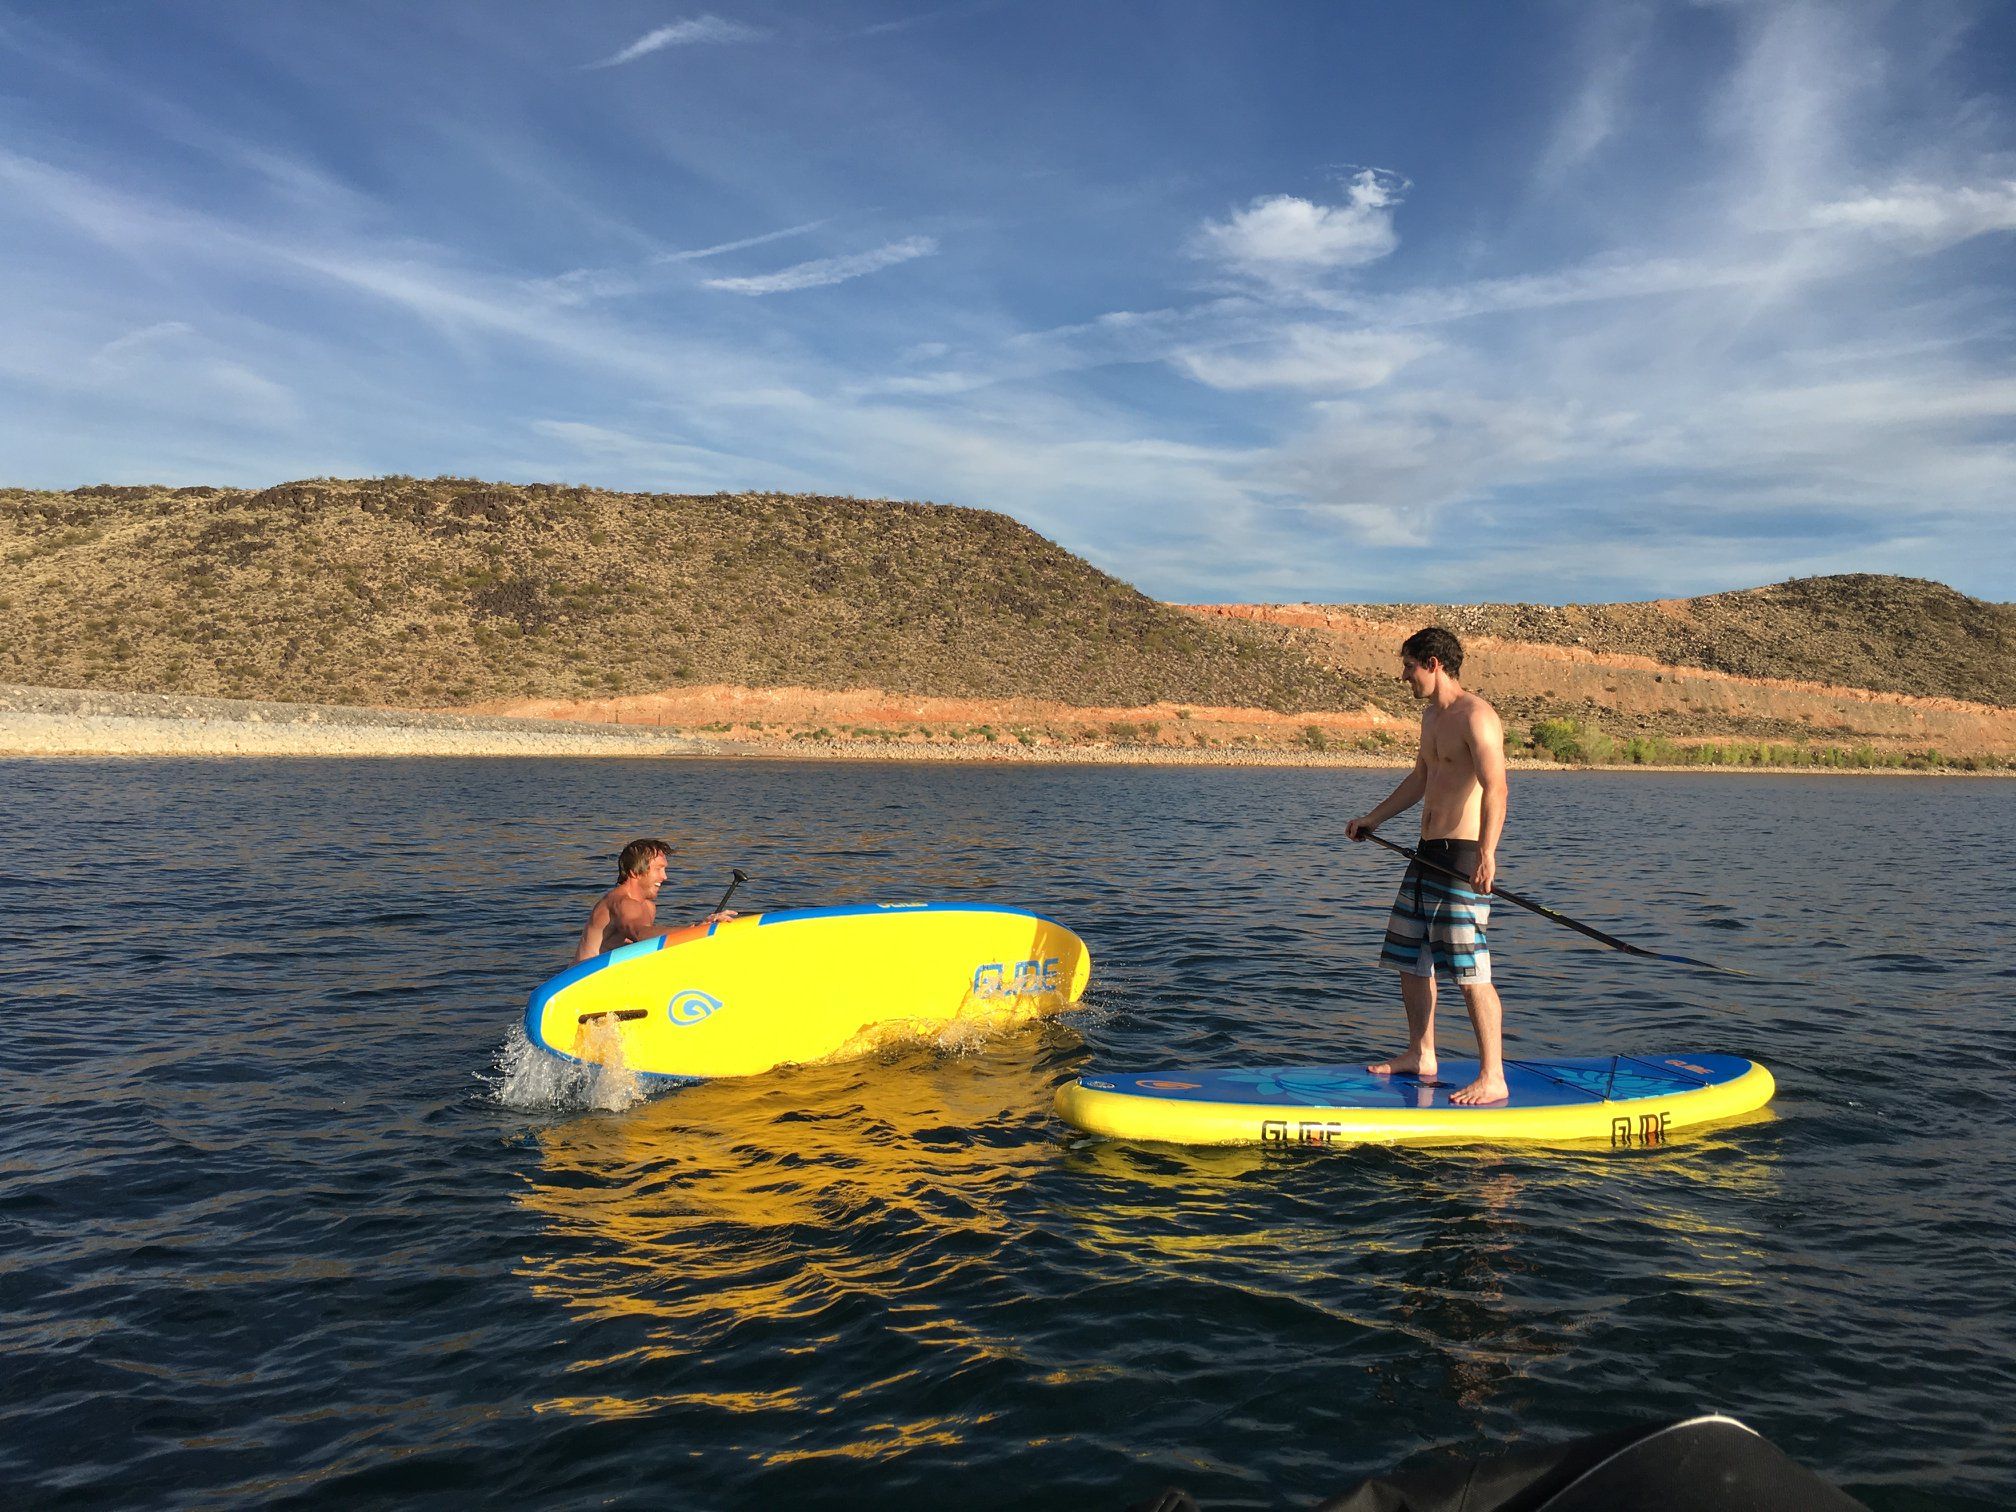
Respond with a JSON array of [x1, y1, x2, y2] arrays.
[[1054, 1053, 1774, 1148]]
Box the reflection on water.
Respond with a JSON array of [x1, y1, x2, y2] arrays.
[[1052, 1114, 1785, 1425], [516, 1025, 1078, 1457]]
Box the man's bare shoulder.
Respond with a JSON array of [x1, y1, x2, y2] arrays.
[[1452, 690, 1503, 731], [1424, 691, 1501, 735]]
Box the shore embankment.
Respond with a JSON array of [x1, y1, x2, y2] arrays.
[[4, 682, 2009, 772]]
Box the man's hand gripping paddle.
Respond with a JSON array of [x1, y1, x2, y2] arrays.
[[1358, 830, 1750, 978]]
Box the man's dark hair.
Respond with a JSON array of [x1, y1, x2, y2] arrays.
[[617, 838, 672, 880], [1400, 626, 1464, 677]]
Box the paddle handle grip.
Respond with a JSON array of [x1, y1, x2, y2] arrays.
[[712, 868, 749, 915]]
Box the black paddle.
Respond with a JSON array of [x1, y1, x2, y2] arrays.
[[1357, 830, 1750, 978], [712, 868, 750, 915]]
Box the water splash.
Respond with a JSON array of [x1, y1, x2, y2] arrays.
[[486, 1024, 646, 1113]]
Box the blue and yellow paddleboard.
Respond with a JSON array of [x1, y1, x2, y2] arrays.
[[1054, 1053, 1774, 1148], [526, 902, 1091, 1080]]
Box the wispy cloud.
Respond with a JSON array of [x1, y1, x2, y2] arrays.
[[523, 420, 790, 493], [587, 16, 767, 69], [703, 236, 939, 295], [1532, 4, 1654, 188], [659, 219, 832, 263], [92, 320, 197, 364], [536, 220, 832, 304], [1172, 327, 1436, 392], [860, 3, 1003, 39], [1804, 179, 2016, 245]]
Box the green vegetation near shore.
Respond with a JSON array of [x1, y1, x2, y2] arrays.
[[1519, 716, 2003, 771]]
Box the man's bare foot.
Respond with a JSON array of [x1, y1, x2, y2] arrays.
[[1449, 1075, 1509, 1106], [1367, 1053, 1436, 1078]]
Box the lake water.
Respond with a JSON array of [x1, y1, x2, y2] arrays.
[[3, 758, 2011, 1510]]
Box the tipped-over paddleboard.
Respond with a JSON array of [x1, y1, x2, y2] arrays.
[[526, 902, 1091, 1080], [1055, 1053, 1774, 1147]]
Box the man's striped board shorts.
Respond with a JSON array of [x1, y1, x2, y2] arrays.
[[1380, 836, 1492, 986]]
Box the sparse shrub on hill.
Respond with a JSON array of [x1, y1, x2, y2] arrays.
[[0, 478, 1381, 713]]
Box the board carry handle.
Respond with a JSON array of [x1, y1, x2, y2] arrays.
[[1357, 830, 1749, 978]]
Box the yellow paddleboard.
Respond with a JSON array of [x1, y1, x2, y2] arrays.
[[525, 903, 1091, 1080], [1055, 1054, 1775, 1147]]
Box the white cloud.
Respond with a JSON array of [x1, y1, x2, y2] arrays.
[[587, 16, 767, 69], [703, 236, 939, 295], [1191, 170, 1407, 284], [1172, 326, 1435, 392]]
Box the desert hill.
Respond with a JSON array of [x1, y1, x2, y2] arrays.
[[1270, 577, 2016, 708], [0, 479, 1380, 714], [1190, 580, 2016, 762], [5, 478, 2011, 765]]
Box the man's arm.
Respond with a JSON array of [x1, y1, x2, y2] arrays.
[[1466, 703, 1508, 893], [573, 900, 613, 963], [1345, 751, 1429, 840]]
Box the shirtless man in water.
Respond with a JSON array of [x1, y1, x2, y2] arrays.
[[1344, 627, 1510, 1105], [573, 838, 736, 963]]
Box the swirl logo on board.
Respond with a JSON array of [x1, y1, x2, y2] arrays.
[[666, 989, 722, 1027]]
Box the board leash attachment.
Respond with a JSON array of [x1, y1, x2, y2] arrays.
[[1359, 831, 1750, 978]]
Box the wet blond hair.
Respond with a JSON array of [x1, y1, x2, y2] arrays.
[[617, 838, 671, 880]]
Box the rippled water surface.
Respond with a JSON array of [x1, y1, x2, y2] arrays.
[[5, 759, 2012, 1509]]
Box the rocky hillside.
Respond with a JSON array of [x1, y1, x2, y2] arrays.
[[0, 479, 1381, 712], [1312, 576, 2016, 708]]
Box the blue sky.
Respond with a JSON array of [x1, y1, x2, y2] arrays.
[[2, 1, 2013, 604]]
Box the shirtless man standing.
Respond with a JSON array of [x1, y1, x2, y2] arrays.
[[1344, 627, 1510, 1105], [573, 838, 736, 963]]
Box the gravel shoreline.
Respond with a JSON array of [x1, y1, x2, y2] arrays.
[[0, 683, 1413, 764], [0, 684, 706, 758]]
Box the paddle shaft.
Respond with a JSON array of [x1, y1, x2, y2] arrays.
[[1357, 830, 1748, 977], [713, 868, 749, 915]]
